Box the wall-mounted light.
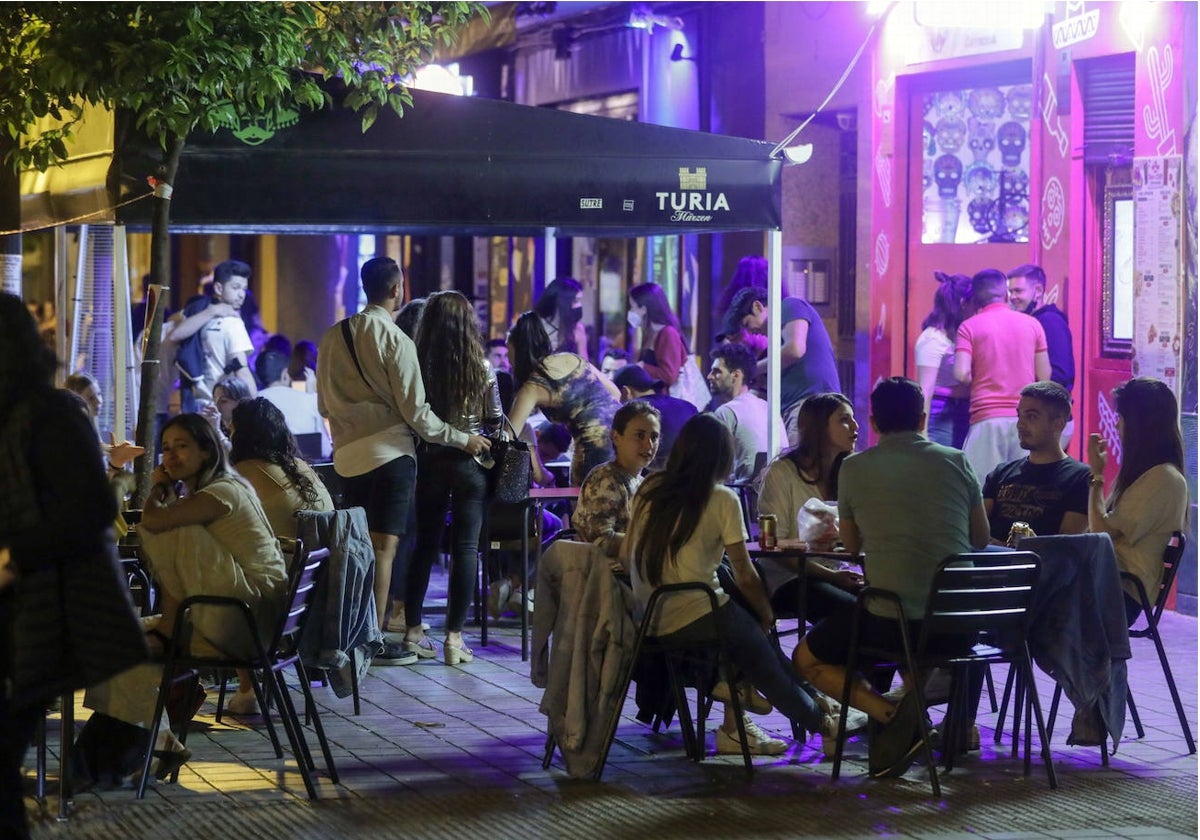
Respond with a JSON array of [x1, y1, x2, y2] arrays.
[[669, 43, 696, 63]]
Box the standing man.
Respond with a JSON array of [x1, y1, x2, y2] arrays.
[[794, 377, 989, 778], [706, 342, 786, 483], [611, 363, 696, 471], [318, 257, 490, 664], [1007, 264, 1076, 446], [723, 287, 840, 447], [955, 268, 1050, 485], [167, 259, 259, 410], [983, 381, 1091, 543]]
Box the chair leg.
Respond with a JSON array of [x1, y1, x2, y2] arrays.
[[215, 672, 229, 723], [137, 665, 177, 799], [479, 540, 490, 648], [349, 648, 361, 717], [57, 695, 73, 821], [1019, 655, 1057, 789], [591, 629, 648, 781], [34, 712, 47, 806], [665, 656, 699, 761], [893, 621, 940, 797], [995, 665, 1015, 745], [1148, 624, 1197, 754], [249, 670, 286, 759], [1046, 682, 1061, 742], [294, 662, 339, 783], [719, 657, 753, 779], [1126, 688, 1145, 739], [542, 732, 557, 770], [268, 669, 319, 799], [984, 663, 998, 714]]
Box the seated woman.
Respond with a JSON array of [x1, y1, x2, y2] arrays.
[[573, 400, 661, 561], [81, 414, 288, 780], [756, 393, 863, 625], [229, 398, 333, 539], [507, 310, 622, 486], [1087, 377, 1188, 624], [625, 414, 829, 756]]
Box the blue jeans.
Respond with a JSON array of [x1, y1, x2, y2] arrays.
[[928, 395, 970, 449], [409, 444, 488, 632], [660, 600, 825, 731]]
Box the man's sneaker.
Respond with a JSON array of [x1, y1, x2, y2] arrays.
[[372, 640, 418, 666], [929, 722, 981, 753], [716, 715, 788, 756], [868, 730, 926, 779], [712, 680, 773, 716]]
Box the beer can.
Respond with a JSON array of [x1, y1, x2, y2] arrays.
[[758, 514, 778, 550], [1007, 521, 1034, 547]]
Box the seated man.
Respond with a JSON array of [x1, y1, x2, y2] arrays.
[[705, 342, 784, 483], [984, 381, 1090, 544], [610, 364, 695, 471], [794, 377, 989, 779], [255, 350, 331, 459], [572, 400, 661, 561]]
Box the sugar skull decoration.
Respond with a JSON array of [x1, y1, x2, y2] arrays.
[[999, 200, 1030, 240], [935, 118, 968, 155], [999, 168, 1030, 200], [923, 120, 937, 158], [968, 197, 997, 235], [1006, 86, 1033, 120], [934, 154, 963, 198], [967, 118, 996, 163], [967, 87, 1006, 120], [964, 162, 998, 200], [997, 121, 1027, 167], [923, 157, 934, 193], [934, 91, 966, 121]]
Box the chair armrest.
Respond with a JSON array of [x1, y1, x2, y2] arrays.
[[171, 594, 263, 649]]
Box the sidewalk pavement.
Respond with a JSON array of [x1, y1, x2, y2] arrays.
[[24, 565, 1198, 840]]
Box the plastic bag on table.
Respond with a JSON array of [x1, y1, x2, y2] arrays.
[[796, 498, 839, 549]]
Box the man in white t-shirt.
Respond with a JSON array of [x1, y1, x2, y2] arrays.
[[706, 342, 784, 483], [255, 350, 331, 458], [167, 260, 258, 408]]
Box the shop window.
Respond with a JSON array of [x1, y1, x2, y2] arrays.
[[920, 84, 1032, 244], [1101, 168, 1134, 358]]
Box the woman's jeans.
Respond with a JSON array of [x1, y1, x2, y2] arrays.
[[408, 444, 488, 633], [928, 395, 970, 449], [660, 600, 825, 732]]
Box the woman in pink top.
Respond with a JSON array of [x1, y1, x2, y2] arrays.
[[628, 282, 687, 388]]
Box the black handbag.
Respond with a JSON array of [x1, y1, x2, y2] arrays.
[[487, 418, 532, 504]]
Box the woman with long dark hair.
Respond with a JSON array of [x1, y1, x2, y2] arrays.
[[1087, 377, 1187, 623], [628, 281, 687, 388], [914, 272, 973, 448], [756, 393, 862, 626], [230, 398, 333, 537], [534, 277, 589, 361], [626, 414, 829, 755], [404, 291, 503, 665], [508, 310, 622, 486]]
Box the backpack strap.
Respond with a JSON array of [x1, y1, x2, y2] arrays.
[[341, 319, 369, 386]]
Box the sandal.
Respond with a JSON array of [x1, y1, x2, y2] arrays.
[[443, 640, 474, 666]]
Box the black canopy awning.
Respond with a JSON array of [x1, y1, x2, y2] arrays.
[[112, 88, 781, 237]]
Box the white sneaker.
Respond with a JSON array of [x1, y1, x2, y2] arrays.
[[816, 706, 870, 754], [507, 588, 534, 614], [716, 715, 788, 756], [488, 580, 511, 619]]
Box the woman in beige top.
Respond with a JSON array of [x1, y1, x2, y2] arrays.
[[1087, 377, 1187, 624], [230, 397, 333, 539]]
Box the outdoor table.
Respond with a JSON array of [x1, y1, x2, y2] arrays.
[[1015, 533, 1129, 747], [747, 540, 862, 630]]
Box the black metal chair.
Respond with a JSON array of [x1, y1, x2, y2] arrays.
[[135, 538, 338, 799], [480, 498, 541, 660], [831, 552, 1054, 796], [1045, 531, 1195, 755], [584, 582, 753, 782]]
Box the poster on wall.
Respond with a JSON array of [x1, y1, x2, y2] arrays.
[[921, 84, 1032, 245], [1131, 155, 1183, 394]]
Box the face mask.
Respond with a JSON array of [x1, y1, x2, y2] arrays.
[[570, 305, 584, 322], [627, 310, 642, 330]]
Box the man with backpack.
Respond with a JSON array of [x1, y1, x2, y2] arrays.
[[168, 260, 258, 411]]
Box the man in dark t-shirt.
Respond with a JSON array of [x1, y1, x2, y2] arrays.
[[983, 381, 1090, 543], [723, 286, 840, 447], [611, 364, 697, 471]]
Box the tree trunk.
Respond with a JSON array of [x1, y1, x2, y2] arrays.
[[0, 135, 21, 297], [131, 134, 185, 505]]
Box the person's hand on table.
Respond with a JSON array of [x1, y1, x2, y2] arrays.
[[831, 569, 865, 591]]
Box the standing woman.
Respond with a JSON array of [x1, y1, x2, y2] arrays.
[[508, 310, 622, 486], [625, 414, 828, 754], [756, 393, 863, 624], [914, 272, 973, 448], [534, 277, 590, 362], [405, 291, 503, 665], [1086, 377, 1187, 624], [628, 282, 687, 389], [203, 375, 252, 450]]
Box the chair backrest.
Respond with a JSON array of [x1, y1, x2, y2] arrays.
[[639, 581, 722, 641], [270, 538, 330, 655], [918, 551, 1041, 647], [1151, 531, 1186, 624]]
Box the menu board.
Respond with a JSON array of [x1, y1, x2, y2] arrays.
[[1131, 156, 1183, 394]]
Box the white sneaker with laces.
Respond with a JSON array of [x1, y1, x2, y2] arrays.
[[716, 715, 788, 756]]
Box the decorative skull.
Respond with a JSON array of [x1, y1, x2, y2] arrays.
[[997, 121, 1027, 166], [1006, 86, 1033, 120], [968, 87, 1006, 120], [934, 154, 964, 198], [923, 157, 934, 193], [967, 118, 996, 162], [964, 162, 998, 200], [999, 168, 1030, 199], [968, 197, 996, 234], [994, 199, 1030, 242], [924, 120, 937, 157], [935, 118, 968, 154], [934, 91, 966, 121]]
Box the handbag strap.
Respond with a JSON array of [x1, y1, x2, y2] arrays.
[[341, 319, 369, 386]]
